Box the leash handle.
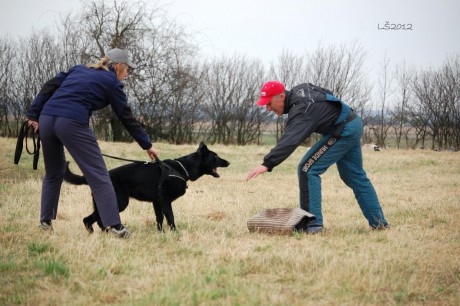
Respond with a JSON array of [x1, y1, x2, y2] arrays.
[[14, 121, 27, 165], [153, 155, 161, 163], [25, 125, 38, 155], [14, 120, 41, 170]]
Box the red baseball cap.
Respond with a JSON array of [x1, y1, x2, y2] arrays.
[[256, 81, 285, 106]]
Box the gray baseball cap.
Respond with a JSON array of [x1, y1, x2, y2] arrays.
[[105, 48, 137, 69]]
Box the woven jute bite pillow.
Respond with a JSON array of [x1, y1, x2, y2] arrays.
[[247, 207, 316, 235]]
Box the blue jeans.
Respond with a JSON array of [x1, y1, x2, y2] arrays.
[[38, 115, 121, 227], [298, 117, 388, 228]]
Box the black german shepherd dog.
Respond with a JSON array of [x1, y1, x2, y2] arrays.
[[64, 142, 230, 232]]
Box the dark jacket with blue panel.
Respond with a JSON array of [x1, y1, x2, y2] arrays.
[[262, 83, 353, 170], [27, 65, 152, 150]]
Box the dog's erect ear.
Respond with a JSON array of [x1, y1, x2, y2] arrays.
[[197, 141, 208, 153]]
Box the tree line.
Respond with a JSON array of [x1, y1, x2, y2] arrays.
[[1, 0, 459, 149]]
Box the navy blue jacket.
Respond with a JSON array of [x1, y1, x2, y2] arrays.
[[27, 65, 152, 149]]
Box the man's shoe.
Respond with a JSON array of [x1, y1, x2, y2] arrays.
[[371, 224, 390, 231], [38, 220, 53, 231], [306, 225, 323, 234], [107, 224, 131, 239]]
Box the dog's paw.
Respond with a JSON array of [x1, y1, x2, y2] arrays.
[[83, 219, 94, 234], [157, 223, 164, 233]]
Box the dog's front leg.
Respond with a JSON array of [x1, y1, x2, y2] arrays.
[[152, 202, 164, 232], [91, 198, 105, 231], [163, 202, 176, 231]]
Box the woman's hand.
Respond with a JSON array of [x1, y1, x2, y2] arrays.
[[146, 146, 159, 161], [27, 119, 39, 133]]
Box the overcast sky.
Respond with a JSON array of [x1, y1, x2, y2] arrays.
[[1, 0, 459, 83]]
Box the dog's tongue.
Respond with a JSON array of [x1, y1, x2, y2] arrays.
[[212, 168, 220, 178]]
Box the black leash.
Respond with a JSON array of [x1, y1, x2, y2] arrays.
[[101, 153, 160, 164], [102, 153, 189, 184], [14, 121, 41, 170]]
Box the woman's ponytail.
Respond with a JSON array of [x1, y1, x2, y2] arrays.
[[86, 56, 111, 71]]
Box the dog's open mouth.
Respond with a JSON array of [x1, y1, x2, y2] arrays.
[[211, 168, 220, 178]]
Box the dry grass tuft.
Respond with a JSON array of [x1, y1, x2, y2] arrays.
[[1, 137, 459, 305], [203, 211, 227, 221]]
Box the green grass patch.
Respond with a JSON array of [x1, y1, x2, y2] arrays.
[[35, 259, 70, 278]]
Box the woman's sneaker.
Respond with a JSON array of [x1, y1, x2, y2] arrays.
[[107, 224, 131, 239], [38, 220, 53, 231]]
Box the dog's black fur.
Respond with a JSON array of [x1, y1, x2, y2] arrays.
[[64, 142, 230, 232]]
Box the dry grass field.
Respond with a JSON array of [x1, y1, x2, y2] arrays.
[[1, 136, 459, 305]]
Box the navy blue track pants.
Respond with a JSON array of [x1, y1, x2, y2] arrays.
[[38, 115, 121, 227], [298, 117, 388, 228]]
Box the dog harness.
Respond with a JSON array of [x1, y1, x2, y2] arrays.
[[159, 160, 189, 184], [101, 153, 190, 186]]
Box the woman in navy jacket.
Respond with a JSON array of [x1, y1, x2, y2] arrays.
[[26, 48, 157, 238]]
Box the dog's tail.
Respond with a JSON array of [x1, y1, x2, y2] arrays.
[[64, 161, 88, 185]]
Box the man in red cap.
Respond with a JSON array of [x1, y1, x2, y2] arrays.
[[246, 81, 389, 234]]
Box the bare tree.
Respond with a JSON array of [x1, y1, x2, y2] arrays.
[[392, 62, 413, 148], [0, 37, 17, 136], [305, 40, 371, 113], [401, 55, 460, 150], [268, 50, 306, 141], [411, 69, 445, 150], [203, 55, 269, 145], [447, 55, 460, 148], [2, 0, 458, 149], [269, 49, 307, 88], [74, 0, 158, 142], [49, 0, 201, 144], [11, 31, 63, 132], [232, 59, 267, 145], [369, 52, 393, 147], [407, 69, 430, 149], [58, 14, 93, 67], [128, 15, 202, 143], [442, 55, 460, 149], [268, 41, 371, 145], [78, 0, 153, 55]]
